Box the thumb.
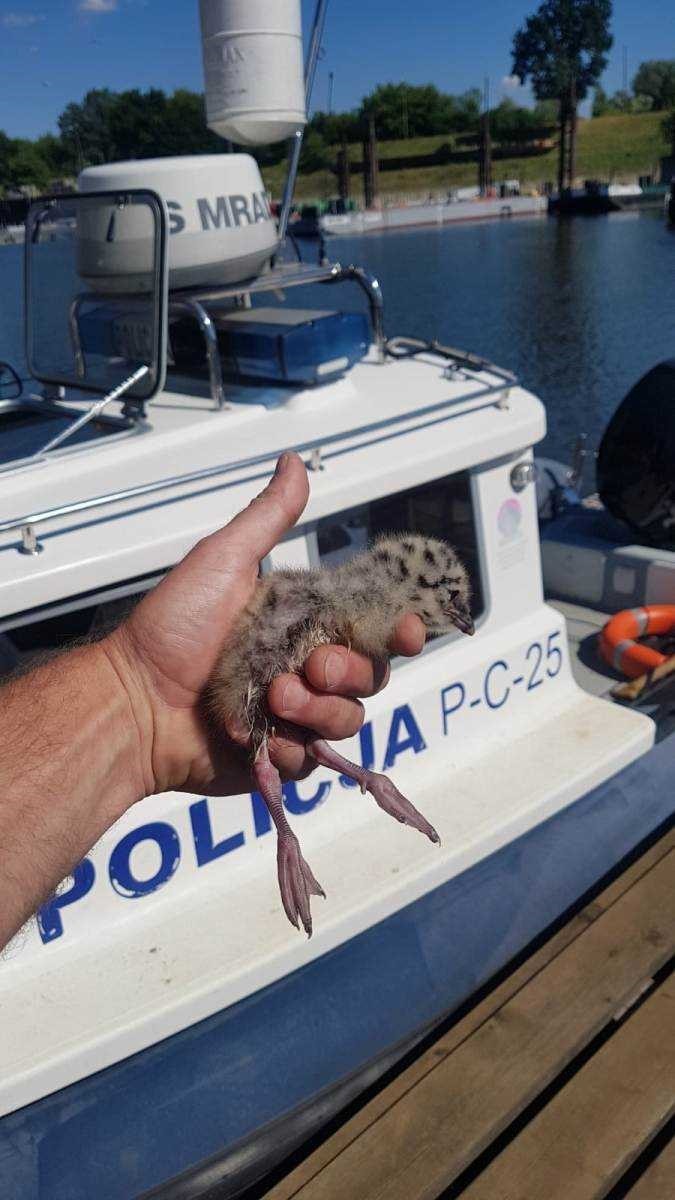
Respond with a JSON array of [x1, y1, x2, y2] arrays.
[[217, 452, 310, 566]]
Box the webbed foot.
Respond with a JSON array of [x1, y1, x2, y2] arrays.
[[360, 771, 440, 844], [277, 833, 326, 937], [307, 737, 440, 845]]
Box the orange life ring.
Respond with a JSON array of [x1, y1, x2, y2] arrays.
[[599, 605, 675, 679]]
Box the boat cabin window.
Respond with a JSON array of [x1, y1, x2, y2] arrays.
[[0, 575, 163, 681], [0, 471, 483, 683], [314, 470, 484, 628]]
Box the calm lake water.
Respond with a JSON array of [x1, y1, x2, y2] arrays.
[[2, 210, 674, 479]]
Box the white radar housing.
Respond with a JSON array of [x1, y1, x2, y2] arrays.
[[78, 155, 278, 293], [199, 0, 306, 145]]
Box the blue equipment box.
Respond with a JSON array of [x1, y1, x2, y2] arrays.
[[213, 307, 370, 385], [76, 299, 155, 364]]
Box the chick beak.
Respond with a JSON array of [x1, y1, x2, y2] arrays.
[[452, 606, 475, 636]]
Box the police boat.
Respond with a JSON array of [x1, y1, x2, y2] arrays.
[[0, 3, 673, 1197]]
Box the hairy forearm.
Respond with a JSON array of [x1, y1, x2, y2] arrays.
[[0, 643, 148, 949]]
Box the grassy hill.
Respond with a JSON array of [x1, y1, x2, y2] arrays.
[[262, 112, 670, 203]]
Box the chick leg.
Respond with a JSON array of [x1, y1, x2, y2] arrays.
[[252, 742, 325, 937], [306, 738, 440, 845]]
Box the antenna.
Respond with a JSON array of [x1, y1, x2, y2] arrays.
[[278, 0, 330, 244], [622, 45, 628, 93], [328, 70, 334, 113], [479, 77, 492, 196]]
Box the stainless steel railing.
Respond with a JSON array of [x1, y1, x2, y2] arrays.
[[1, 367, 514, 555]]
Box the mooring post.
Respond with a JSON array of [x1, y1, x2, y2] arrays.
[[363, 116, 379, 208], [337, 141, 351, 204]]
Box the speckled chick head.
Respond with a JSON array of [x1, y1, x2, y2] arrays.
[[371, 534, 474, 636]]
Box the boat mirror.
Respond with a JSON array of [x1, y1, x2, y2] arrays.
[[25, 189, 168, 406]]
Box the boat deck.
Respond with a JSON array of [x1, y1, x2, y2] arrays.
[[553, 599, 615, 699], [257, 822, 675, 1200], [556, 598, 675, 742]]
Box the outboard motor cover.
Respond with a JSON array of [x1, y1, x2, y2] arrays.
[[597, 360, 675, 548]]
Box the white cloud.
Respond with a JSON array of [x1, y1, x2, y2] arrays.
[[502, 75, 522, 91], [1, 11, 44, 26], [79, 0, 117, 11]]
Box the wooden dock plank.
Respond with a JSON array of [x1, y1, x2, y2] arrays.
[[266, 830, 675, 1200], [265, 849, 675, 1200], [624, 1133, 675, 1199], [462, 977, 675, 1200], [263, 914, 594, 1200], [590, 827, 675, 913]]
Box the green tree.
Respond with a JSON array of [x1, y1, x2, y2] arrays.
[[34, 132, 76, 179], [512, 0, 613, 191], [0, 130, 11, 192], [357, 83, 480, 140], [631, 93, 654, 114], [632, 61, 675, 111], [662, 109, 675, 154], [592, 85, 653, 118], [310, 109, 362, 146], [592, 84, 610, 115], [532, 98, 559, 125], [298, 129, 330, 172], [490, 97, 556, 142], [58, 89, 117, 168], [454, 89, 482, 133], [611, 89, 635, 113], [163, 90, 223, 156], [5, 139, 52, 190], [107, 88, 170, 159]]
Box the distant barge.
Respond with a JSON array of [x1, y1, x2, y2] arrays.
[[549, 181, 667, 216], [317, 194, 547, 236]]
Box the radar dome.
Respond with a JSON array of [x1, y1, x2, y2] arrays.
[[78, 155, 278, 293]]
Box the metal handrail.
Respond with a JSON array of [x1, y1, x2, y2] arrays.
[[170, 261, 387, 394], [326, 265, 385, 363], [0, 366, 514, 551], [28, 260, 383, 453], [386, 336, 517, 386], [169, 297, 226, 409]]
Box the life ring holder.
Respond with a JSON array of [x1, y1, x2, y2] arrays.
[[599, 605, 675, 679]]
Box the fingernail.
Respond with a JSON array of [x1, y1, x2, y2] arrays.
[[280, 676, 306, 714], [324, 651, 345, 690], [275, 452, 293, 476]]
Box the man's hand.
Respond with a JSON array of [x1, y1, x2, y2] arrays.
[[0, 452, 426, 949], [105, 452, 425, 799]]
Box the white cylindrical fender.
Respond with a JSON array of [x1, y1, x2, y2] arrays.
[[78, 155, 278, 293], [199, 0, 306, 145]]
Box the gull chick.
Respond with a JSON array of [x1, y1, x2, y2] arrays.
[[207, 534, 474, 935]]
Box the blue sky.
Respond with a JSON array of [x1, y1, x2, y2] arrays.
[[0, 0, 672, 140]]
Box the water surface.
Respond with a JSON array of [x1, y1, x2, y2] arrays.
[[2, 211, 673, 478]]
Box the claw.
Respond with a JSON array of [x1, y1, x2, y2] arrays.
[[277, 833, 325, 937]]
